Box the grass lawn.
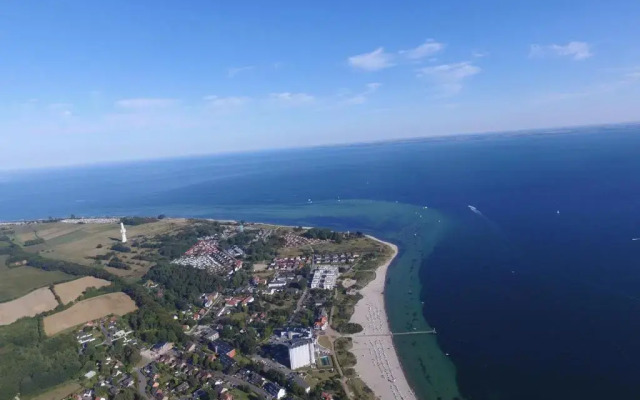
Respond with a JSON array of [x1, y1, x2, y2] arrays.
[[0, 256, 74, 302], [230, 312, 248, 325], [317, 335, 332, 349], [27, 381, 82, 400], [306, 369, 339, 387]]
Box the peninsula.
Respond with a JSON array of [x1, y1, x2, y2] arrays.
[[0, 216, 409, 400]]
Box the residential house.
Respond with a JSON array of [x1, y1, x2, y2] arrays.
[[151, 341, 173, 356], [264, 382, 286, 399], [290, 376, 311, 394], [218, 354, 236, 369], [204, 329, 220, 342], [176, 381, 190, 392], [211, 340, 236, 358], [314, 315, 328, 330]]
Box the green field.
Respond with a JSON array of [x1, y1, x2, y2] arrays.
[[0, 255, 73, 302], [10, 220, 188, 280]]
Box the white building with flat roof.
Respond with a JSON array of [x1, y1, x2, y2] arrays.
[[288, 338, 316, 370], [310, 266, 339, 290]]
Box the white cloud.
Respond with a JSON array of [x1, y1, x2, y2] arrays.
[[269, 92, 315, 106], [529, 41, 593, 60], [203, 95, 250, 108], [342, 82, 382, 105], [399, 39, 444, 60], [115, 98, 179, 110], [48, 103, 74, 118], [228, 66, 255, 78], [418, 62, 481, 95], [348, 47, 395, 71], [472, 50, 488, 58]]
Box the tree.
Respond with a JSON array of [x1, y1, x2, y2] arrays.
[[287, 380, 306, 396], [114, 389, 142, 400], [190, 353, 200, 366], [124, 345, 141, 367], [263, 368, 286, 386], [236, 328, 258, 355]]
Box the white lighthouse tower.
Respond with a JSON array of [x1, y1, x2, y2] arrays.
[[120, 222, 127, 243]]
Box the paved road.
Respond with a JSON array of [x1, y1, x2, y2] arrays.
[[288, 287, 309, 324], [288, 243, 313, 324], [99, 321, 112, 345], [186, 297, 222, 335], [134, 368, 150, 400], [132, 353, 154, 400]]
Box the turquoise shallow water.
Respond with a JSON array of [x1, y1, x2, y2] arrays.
[[138, 200, 463, 399], [2, 125, 640, 399]]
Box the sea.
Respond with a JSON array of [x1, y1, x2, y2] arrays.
[[1, 124, 640, 400]]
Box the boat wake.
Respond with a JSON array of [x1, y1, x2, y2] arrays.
[[468, 205, 484, 217]]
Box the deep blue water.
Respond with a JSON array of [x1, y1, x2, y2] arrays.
[[2, 125, 640, 399]]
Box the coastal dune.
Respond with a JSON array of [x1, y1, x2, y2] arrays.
[[349, 237, 416, 400]]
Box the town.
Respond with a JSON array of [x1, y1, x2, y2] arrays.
[[0, 218, 392, 400]]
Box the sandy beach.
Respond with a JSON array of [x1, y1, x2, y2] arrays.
[[348, 236, 416, 400]]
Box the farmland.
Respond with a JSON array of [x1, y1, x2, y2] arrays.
[[10, 219, 188, 279], [43, 292, 137, 336], [0, 255, 73, 302], [0, 287, 59, 326], [52, 276, 112, 304]]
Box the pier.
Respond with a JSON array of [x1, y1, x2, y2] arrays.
[[355, 328, 436, 337]]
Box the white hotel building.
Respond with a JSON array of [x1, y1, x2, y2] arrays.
[[288, 338, 316, 370]]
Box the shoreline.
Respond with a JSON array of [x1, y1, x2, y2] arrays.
[[348, 235, 416, 400]]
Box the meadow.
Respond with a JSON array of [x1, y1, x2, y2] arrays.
[[0, 254, 73, 302]]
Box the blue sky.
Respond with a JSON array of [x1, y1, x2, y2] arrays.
[[2, 1, 640, 169]]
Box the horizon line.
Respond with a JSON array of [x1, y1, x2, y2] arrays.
[[2, 120, 638, 173]]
